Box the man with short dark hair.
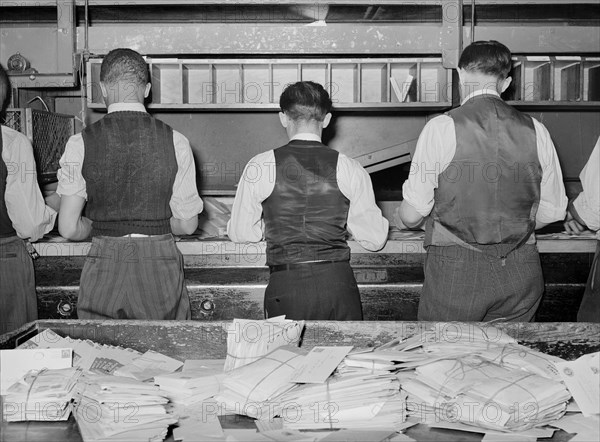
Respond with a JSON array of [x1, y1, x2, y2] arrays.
[[0, 63, 57, 333], [228, 81, 388, 320], [57, 48, 203, 319], [397, 40, 567, 321]]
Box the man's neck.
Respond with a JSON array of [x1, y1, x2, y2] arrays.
[[290, 132, 322, 142], [106, 102, 147, 113], [459, 73, 502, 98]]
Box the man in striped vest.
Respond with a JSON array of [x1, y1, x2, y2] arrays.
[[57, 48, 203, 319], [397, 41, 567, 321]]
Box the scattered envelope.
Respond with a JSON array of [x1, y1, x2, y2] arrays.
[[551, 412, 600, 440], [556, 352, 599, 416], [290, 347, 353, 384], [113, 350, 183, 381]]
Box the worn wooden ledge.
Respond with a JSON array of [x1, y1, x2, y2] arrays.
[[2, 320, 599, 362], [31, 237, 598, 258]]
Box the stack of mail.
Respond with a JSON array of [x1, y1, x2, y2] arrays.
[[345, 323, 518, 371], [275, 371, 406, 430], [215, 346, 306, 419], [73, 373, 177, 442], [404, 355, 571, 432], [18, 329, 141, 374], [154, 370, 223, 406], [2, 368, 81, 422], [224, 317, 305, 371]]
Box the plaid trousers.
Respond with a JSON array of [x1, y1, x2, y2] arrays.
[[0, 236, 37, 333], [77, 234, 191, 320], [418, 244, 544, 322]]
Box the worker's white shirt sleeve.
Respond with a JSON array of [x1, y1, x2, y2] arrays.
[[336, 153, 389, 251], [57, 133, 87, 199], [170, 130, 203, 220], [401, 115, 456, 217], [2, 126, 57, 241], [532, 118, 568, 224], [227, 150, 275, 243], [573, 137, 600, 233]]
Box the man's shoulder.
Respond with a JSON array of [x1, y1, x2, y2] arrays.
[[1, 124, 29, 146], [1, 125, 31, 154], [248, 149, 275, 164], [171, 127, 190, 144]]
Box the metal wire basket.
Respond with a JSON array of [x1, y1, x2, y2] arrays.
[[2, 108, 75, 183]]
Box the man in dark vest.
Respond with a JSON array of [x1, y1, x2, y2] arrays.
[[397, 41, 567, 321], [0, 63, 58, 333], [228, 81, 389, 320], [57, 48, 203, 319], [564, 137, 599, 322]]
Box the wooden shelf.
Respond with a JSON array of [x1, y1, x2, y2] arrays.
[[87, 57, 452, 111], [502, 55, 600, 106], [88, 55, 600, 110]]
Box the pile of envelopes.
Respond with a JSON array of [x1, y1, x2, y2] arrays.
[[3, 367, 81, 422], [345, 323, 572, 432], [276, 370, 406, 431], [2, 320, 598, 442], [73, 373, 177, 442], [154, 360, 224, 406]]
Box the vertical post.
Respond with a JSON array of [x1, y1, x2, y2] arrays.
[[56, 0, 75, 80], [441, 0, 463, 69]]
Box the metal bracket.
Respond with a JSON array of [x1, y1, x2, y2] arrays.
[[56, 0, 76, 75], [441, 0, 463, 69]]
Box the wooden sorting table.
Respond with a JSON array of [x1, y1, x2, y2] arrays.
[[1, 320, 599, 442], [31, 234, 597, 322]]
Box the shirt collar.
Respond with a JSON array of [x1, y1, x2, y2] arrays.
[[461, 88, 501, 106], [290, 133, 322, 142], [107, 102, 147, 114]]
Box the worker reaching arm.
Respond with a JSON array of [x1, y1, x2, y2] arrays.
[[0, 63, 57, 333]]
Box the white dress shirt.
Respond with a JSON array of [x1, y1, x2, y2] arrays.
[[57, 102, 203, 220], [402, 89, 568, 236], [227, 133, 389, 251], [573, 137, 600, 238], [1, 125, 57, 241]]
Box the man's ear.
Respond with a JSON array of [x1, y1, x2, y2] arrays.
[[278, 112, 289, 128], [144, 82, 151, 99], [100, 82, 108, 99], [322, 113, 332, 129], [500, 76, 512, 94], [457, 68, 465, 86]]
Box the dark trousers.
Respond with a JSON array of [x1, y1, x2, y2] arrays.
[[577, 240, 600, 322], [418, 244, 544, 322], [264, 261, 363, 320], [78, 234, 191, 320], [0, 236, 37, 333]]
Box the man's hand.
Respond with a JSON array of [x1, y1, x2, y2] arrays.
[[564, 211, 586, 235], [393, 207, 408, 230], [44, 192, 61, 212]]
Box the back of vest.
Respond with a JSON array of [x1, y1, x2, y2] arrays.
[[262, 140, 350, 266], [82, 112, 177, 237], [0, 128, 17, 238], [429, 94, 541, 245]]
